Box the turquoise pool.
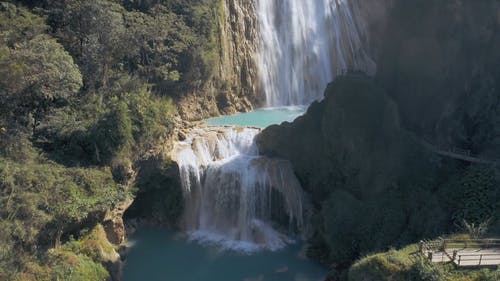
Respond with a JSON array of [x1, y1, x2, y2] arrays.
[[123, 227, 326, 281], [205, 106, 305, 128]]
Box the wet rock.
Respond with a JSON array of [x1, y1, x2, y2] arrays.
[[178, 130, 187, 141]]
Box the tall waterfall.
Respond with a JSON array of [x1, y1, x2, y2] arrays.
[[256, 0, 375, 106], [175, 127, 308, 251], [171, 0, 374, 252]]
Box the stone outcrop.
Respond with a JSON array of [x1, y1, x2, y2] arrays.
[[177, 0, 260, 121], [256, 75, 447, 275], [257, 75, 409, 204], [103, 197, 134, 245], [217, 0, 261, 107]]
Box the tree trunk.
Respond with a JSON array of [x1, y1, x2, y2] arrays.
[[55, 227, 63, 249]]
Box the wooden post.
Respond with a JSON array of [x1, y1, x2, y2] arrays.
[[479, 254, 482, 265], [452, 250, 457, 262], [458, 255, 461, 266]]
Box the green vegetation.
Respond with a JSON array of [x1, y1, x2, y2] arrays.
[[0, 0, 223, 279], [349, 243, 500, 281], [0, 2, 82, 134], [1, 0, 499, 280], [5, 224, 119, 281], [0, 159, 126, 280]]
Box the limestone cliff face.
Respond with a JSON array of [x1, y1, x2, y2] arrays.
[[177, 0, 260, 121], [217, 0, 261, 108]]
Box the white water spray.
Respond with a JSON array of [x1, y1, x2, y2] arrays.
[[256, 0, 375, 106], [172, 0, 374, 252], [175, 127, 308, 251]]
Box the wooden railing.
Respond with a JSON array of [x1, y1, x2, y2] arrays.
[[456, 253, 500, 267], [421, 238, 500, 251], [442, 239, 500, 249], [420, 238, 500, 267]]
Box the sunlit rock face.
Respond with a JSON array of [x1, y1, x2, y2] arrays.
[[177, 0, 260, 120], [174, 126, 308, 252], [256, 0, 376, 106], [216, 0, 261, 108]]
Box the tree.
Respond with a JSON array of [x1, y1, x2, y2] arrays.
[[124, 6, 192, 89], [0, 34, 83, 132], [0, 4, 82, 133], [55, 0, 128, 90], [90, 100, 133, 164], [0, 2, 46, 47]]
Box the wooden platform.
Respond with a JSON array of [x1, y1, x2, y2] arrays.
[[421, 239, 500, 268]]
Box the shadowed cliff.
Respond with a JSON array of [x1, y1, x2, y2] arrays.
[[258, 75, 500, 281]]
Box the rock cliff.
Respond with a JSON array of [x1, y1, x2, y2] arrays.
[[367, 0, 500, 156], [177, 0, 260, 120], [256, 1, 500, 277], [256, 75, 445, 274]]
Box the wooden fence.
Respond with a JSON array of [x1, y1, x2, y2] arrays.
[[455, 253, 500, 267], [420, 238, 500, 268]]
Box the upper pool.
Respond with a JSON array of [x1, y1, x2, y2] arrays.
[[205, 106, 306, 128]]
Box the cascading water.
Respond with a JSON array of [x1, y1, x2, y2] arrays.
[[256, 0, 375, 106], [172, 0, 373, 252], [175, 127, 308, 251]]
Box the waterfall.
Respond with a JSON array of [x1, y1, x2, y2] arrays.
[[171, 0, 374, 252], [256, 0, 375, 106], [175, 127, 308, 251]]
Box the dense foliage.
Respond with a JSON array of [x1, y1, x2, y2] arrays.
[[0, 159, 126, 280], [0, 0, 222, 279]]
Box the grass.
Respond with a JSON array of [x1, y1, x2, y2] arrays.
[[348, 238, 500, 281]]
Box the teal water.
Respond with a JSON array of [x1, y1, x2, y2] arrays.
[[123, 227, 327, 281], [123, 108, 324, 280], [205, 106, 305, 128]]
